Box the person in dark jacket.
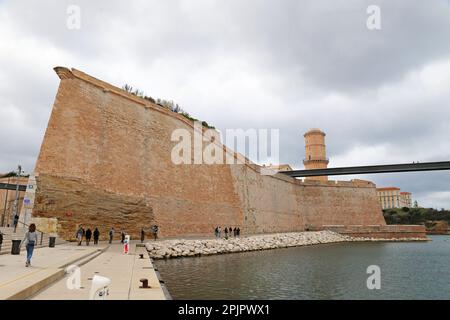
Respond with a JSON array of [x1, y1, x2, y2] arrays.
[[140, 228, 145, 243], [93, 228, 100, 245], [109, 227, 114, 244], [121, 231, 125, 244], [224, 227, 228, 239], [151, 225, 159, 241], [13, 214, 19, 232], [214, 227, 219, 238], [233, 227, 237, 238], [85, 228, 92, 246], [236, 227, 241, 237], [0, 231, 3, 251]]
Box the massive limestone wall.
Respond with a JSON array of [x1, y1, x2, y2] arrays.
[[230, 166, 385, 234], [34, 67, 243, 239], [32, 67, 386, 240]]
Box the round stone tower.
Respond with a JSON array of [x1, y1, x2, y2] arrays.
[[303, 128, 329, 181]]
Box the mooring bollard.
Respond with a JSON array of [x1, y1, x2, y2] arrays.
[[140, 278, 150, 288]]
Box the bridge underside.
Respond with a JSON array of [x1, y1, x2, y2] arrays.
[[0, 183, 27, 191], [280, 161, 450, 178]]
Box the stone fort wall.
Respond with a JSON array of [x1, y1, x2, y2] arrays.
[[32, 67, 387, 240]]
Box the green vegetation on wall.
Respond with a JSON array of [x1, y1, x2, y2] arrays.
[[122, 84, 215, 129]]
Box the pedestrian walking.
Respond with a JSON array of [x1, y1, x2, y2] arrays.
[[121, 231, 125, 244], [21, 223, 38, 267], [85, 228, 92, 246], [13, 214, 19, 232], [141, 228, 145, 243], [93, 228, 100, 245], [237, 227, 240, 237], [218, 226, 222, 238], [109, 227, 114, 244], [224, 227, 228, 239], [76, 226, 84, 246], [151, 225, 158, 240], [0, 231, 3, 251], [214, 226, 219, 238], [233, 227, 237, 238]]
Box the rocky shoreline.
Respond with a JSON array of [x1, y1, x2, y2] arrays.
[[145, 230, 427, 259]]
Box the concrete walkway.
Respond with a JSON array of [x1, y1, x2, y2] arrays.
[[32, 242, 166, 300], [0, 243, 106, 299]]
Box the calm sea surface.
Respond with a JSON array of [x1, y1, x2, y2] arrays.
[[155, 235, 449, 299]]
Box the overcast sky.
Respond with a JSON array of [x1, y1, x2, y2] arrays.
[[1, 0, 450, 208]]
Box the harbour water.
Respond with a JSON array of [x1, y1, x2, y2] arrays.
[[155, 235, 449, 299]]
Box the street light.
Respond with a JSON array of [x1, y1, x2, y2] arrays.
[[1, 175, 11, 227], [11, 165, 23, 232]]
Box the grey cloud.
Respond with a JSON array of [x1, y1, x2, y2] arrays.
[[1, 0, 450, 208]]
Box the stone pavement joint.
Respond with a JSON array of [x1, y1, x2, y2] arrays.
[[0, 243, 108, 300], [32, 242, 166, 300]]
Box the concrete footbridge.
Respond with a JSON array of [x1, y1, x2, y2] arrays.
[[280, 161, 450, 178], [0, 183, 27, 191], [2, 162, 450, 189]]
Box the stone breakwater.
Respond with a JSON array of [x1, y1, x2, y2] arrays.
[[145, 231, 345, 259], [350, 236, 428, 242], [146, 231, 429, 259]]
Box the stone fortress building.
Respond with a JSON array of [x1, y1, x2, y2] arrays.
[[19, 67, 426, 240]]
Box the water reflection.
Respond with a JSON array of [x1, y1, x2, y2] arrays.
[[155, 236, 450, 300]]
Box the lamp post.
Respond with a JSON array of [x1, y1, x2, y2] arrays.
[[11, 165, 22, 232], [1, 176, 10, 227]]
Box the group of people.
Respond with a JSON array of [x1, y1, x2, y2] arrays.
[[15, 223, 160, 268], [76, 226, 100, 246], [140, 225, 159, 242], [214, 226, 241, 239], [76, 225, 160, 245], [107, 227, 121, 244]]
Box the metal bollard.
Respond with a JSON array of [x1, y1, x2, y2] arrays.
[[140, 278, 150, 288]]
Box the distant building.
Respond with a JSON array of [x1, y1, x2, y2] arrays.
[[399, 192, 412, 208], [377, 187, 413, 209]]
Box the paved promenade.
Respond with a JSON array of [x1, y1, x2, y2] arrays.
[[0, 241, 166, 300], [0, 243, 106, 299], [32, 242, 166, 300]]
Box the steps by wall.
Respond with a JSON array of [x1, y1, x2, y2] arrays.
[[0, 227, 65, 255], [0, 245, 108, 300]]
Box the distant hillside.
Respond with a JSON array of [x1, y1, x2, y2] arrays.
[[383, 207, 450, 224]]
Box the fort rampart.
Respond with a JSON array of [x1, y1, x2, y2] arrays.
[[30, 67, 425, 240]]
